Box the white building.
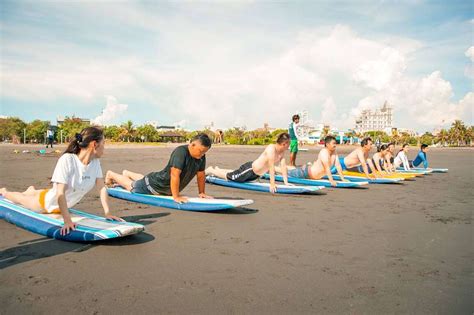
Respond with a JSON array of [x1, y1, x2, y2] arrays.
[[355, 101, 393, 133]]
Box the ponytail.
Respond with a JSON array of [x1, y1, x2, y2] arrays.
[[64, 127, 104, 155]]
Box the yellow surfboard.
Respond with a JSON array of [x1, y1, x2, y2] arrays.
[[342, 171, 418, 180]]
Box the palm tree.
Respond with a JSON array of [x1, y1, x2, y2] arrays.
[[436, 129, 449, 146], [120, 120, 134, 142]]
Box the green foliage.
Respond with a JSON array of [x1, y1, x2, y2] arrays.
[[26, 120, 50, 143], [136, 124, 158, 142], [104, 125, 122, 141], [58, 117, 90, 142], [0, 117, 27, 141]]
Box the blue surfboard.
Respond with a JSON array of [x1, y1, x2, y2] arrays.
[[396, 168, 433, 174], [206, 176, 324, 194], [410, 167, 448, 173], [261, 174, 368, 188], [0, 196, 144, 242], [107, 187, 254, 211], [323, 174, 403, 184]]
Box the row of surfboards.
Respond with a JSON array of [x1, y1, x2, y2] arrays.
[[0, 166, 447, 242]]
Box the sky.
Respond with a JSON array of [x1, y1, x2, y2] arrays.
[[0, 0, 472, 132]]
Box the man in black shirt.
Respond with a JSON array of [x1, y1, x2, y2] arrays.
[[106, 133, 213, 203]]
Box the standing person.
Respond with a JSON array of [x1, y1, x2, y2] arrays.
[[394, 144, 411, 170], [46, 128, 54, 148], [0, 127, 123, 235], [289, 114, 301, 166], [206, 133, 291, 193], [106, 133, 213, 204]]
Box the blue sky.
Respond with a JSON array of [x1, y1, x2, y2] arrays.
[[0, 1, 472, 132]]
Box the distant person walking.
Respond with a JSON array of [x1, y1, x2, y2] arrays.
[[289, 114, 301, 166], [46, 128, 54, 148]]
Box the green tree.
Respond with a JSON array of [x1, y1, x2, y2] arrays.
[[136, 124, 158, 142], [0, 117, 27, 142], [104, 125, 122, 142], [435, 129, 449, 146], [120, 120, 135, 142], [419, 132, 434, 146], [58, 117, 90, 142], [27, 120, 50, 143], [448, 120, 467, 146]]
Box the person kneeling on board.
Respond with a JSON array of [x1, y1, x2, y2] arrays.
[[0, 127, 123, 235], [105, 133, 213, 204], [205, 133, 291, 193], [275, 135, 348, 187]]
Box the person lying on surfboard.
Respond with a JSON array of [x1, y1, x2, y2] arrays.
[[331, 137, 380, 179], [367, 144, 391, 175], [0, 127, 123, 236], [410, 143, 429, 169], [205, 133, 291, 193], [105, 133, 213, 204], [383, 142, 396, 173], [274, 135, 348, 187], [393, 144, 411, 171]]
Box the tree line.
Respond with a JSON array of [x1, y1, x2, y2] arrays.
[[0, 116, 472, 146]]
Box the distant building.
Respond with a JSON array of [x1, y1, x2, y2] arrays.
[[355, 101, 393, 133], [156, 125, 176, 132], [56, 116, 90, 127], [384, 127, 418, 137]]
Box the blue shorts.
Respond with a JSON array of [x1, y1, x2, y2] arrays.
[[330, 157, 347, 174], [288, 165, 310, 179]]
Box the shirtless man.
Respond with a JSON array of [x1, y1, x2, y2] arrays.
[[332, 137, 380, 179], [205, 133, 290, 193], [276, 135, 347, 187]]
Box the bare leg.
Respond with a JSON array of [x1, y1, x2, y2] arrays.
[[105, 170, 134, 191], [205, 166, 233, 179], [1, 188, 43, 211], [290, 152, 297, 166], [122, 170, 144, 181]]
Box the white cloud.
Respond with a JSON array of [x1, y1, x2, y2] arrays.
[[354, 71, 470, 127], [92, 96, 128, 126]]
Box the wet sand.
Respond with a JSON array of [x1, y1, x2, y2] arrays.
[[0, 144, 472, 314]]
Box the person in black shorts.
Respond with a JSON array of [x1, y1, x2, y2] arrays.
[[105, 133, 213, 203], [206, 133, 291, 193]]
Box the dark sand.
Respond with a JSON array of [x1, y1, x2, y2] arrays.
[[0, 144, 472, 314]]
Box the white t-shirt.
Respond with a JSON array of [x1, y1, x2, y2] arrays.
[[394, 151, 410, 171], [44, 153, 103, 212]]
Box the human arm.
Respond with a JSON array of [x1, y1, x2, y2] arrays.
[[267, 148, 277, 193], [321, 151, 337, 186], [96, 179, 124, 221], [56, 183, 76, 235], [170, 167, 188, 203], [334, 155, 347, 182], [357, 151, 375, 179], [196, 171, 213, 199]]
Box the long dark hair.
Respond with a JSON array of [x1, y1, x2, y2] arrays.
[[64, 126, 104, 155], [397, 143, 408, 156]]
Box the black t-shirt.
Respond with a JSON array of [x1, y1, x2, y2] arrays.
[[146, 145, 206, 195]]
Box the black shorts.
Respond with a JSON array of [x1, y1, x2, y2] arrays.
[[226, 161, 260, 183]]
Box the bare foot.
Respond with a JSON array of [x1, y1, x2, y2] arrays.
[[105, 171, 115, 187], [0, 188, 7, 196]]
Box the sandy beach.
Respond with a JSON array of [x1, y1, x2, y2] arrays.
[[0, 144, 472, 314]]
